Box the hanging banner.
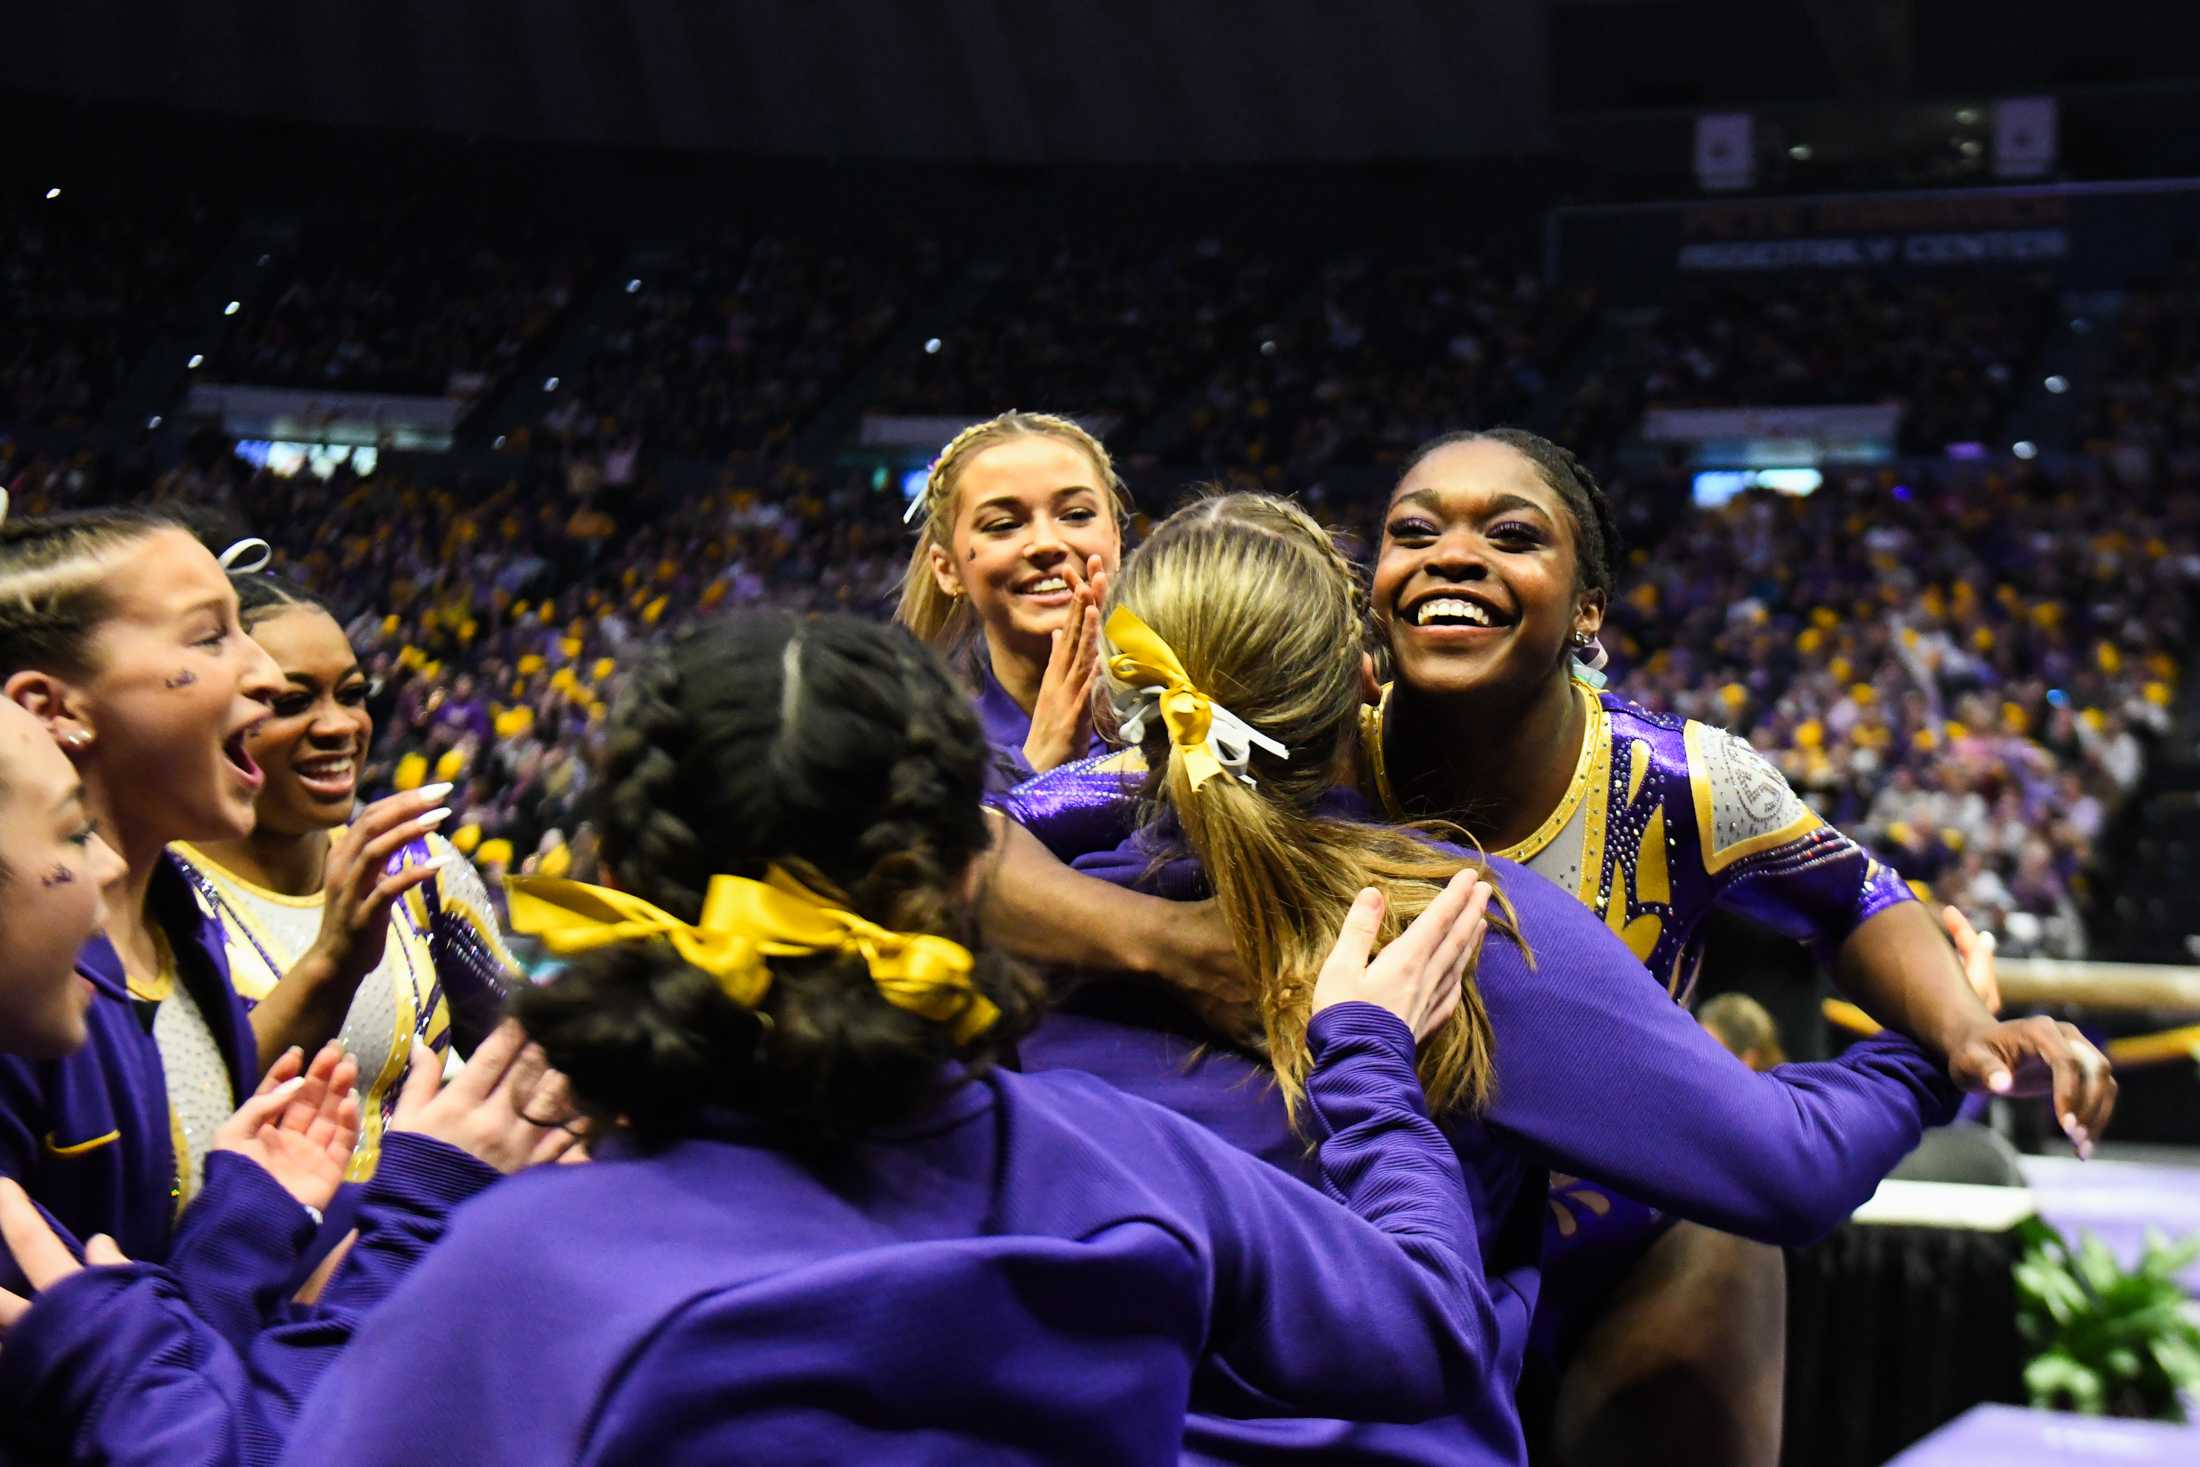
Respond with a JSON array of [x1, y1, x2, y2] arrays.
[[1995, 97, 2058, 181], [1694, 113, 1755, 193], [1551, 178, 2200, 302]]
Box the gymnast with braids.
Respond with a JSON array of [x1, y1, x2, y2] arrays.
[[280, 610, 1513, 1465]]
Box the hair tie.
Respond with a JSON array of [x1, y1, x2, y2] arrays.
[[218, 537, 272, 574], [1104, 604, 1287, 790], [505, 867, 998, 1044]]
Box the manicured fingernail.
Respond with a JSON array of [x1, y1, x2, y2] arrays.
[[270, 1076, 306, 1099], [2061, 1112, 2080, 1134], [417, 783, 454, 802], [424, 854, 457, 871], [282, 1045, 302, 1062], [418, 806, 452, 827], [1986, 1071, 2012, 1092]]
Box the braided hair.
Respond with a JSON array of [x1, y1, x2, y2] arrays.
[[233, 573, 334, 632], [511, 611, 1043, 1154], [1399, 428, 1622, 599], [0, 507, 186, 678]]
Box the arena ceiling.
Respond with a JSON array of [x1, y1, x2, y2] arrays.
[[5, 0, 1555, 163]]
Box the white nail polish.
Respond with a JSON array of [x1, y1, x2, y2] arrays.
[[269, 1076, 306, 1100], [418, 807, 452, 827], [417, 782, 455, 802]]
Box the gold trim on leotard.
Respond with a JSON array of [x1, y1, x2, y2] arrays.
[[1363, 678, 1608, 872]]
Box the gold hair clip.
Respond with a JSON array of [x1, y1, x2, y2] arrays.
[[1105, 605, 1288, 790], [506, 867, 998, 1043]]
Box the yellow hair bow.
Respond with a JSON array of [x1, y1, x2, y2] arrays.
[[505, 869, 999, 1044], [1105, 604, 1288, 790]]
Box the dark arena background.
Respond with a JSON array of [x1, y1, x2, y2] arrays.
[[4, 3, 2200, 1464]]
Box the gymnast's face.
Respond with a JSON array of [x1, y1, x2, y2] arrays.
[[6, 529, 284, 854], [1372, 439, 1602, 705], [0, 701, 123, 1059], [244, 606, 374, 837], [928, 435, 1121, 663]]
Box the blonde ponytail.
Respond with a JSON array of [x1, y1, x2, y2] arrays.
[[1105, 492, 1514, 1125]]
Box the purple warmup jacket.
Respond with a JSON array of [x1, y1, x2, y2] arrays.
[[0, 1130, 500, 1467], [0, 856, 257, 1288], [279, 1007, 1506, 1466], [992, 759, 1959, 1465]]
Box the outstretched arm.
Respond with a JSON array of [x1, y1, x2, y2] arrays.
[[1477, 892, 1961, 1245], [978, 812, 1257, 1042], [1835, 900, 2113, 1151]]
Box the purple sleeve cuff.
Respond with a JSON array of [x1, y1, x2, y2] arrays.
[[166, 1150, 320, 1348], [364, 1130, 501, 1214]]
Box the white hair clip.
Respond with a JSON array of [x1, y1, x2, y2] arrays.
[[902, 487, 930, 526], [0, 486, 9, 527], [218, 537, 272, 574], [1111, 686, 1289, 790]]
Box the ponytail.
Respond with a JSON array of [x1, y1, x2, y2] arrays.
[[1165, 745, 1506, 1123], [1108, 492, 1514, 1127]]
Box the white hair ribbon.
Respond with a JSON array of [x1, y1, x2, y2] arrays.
[[218, 537, 272, 574], [1111, 685, 1289, 790], [1104, 605, 1289, 791]]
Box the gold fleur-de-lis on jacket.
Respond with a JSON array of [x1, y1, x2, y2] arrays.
[[1547, 1173, 1615, 1239]]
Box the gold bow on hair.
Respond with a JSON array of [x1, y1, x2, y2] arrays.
[[505, 869, 999, 1043], [1105, 604, 1288, 790]]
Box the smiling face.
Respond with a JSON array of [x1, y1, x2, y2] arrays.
[[62, 529, 284, 849], [0, 700, 124, 1058], [244, 605, 373, 836], [1372, 438, 1604, 705], [927, 434, 1123, 662]]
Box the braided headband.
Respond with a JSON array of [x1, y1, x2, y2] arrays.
[[1105, 605, 1287, 791], [0, 493, 267, 576], [506, 868, 998, 1044]]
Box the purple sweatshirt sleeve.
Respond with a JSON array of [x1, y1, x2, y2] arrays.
[[1476, 893, 1961, 1244], [0, 1136, 501, 1467], [0, 1263, 293, 1467], [1170, 1001, 1498, 1422], [315, 1130, 500, 1316], [163, 1150, 320, 1349]]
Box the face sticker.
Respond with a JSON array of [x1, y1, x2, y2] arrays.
[[40, 866, 76, 888], [164, 670, 199, 690]]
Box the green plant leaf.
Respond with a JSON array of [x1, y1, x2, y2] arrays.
[[2079, 1233, 2123, 1296], [2153, 1333, 2200, 1391], [2027, 1352, 2108, 1415], [2142, 1228, 2200, 1281], [2019, 1226, 2200, 1419]]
